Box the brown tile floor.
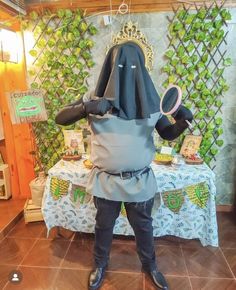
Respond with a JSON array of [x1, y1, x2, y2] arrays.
[[0, 212, 235, 290], [0, 199, 26, 239]]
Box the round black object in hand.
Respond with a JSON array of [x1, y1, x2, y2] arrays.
[[173, 105, 193, 122], [160, 85, 182, 115], [84, 98, 112, 116]]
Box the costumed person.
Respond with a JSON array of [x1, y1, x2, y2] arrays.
[[55, 42, 193, 290]]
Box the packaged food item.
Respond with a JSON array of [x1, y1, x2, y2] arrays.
[[154, 153, 173, 165]]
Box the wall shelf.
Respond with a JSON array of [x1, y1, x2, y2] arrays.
[[0, 164, 11, 199]]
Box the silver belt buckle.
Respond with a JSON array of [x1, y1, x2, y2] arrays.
[[120, 171, 132, 180]]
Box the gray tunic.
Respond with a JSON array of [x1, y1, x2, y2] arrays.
[[86, 112, 162, 202]]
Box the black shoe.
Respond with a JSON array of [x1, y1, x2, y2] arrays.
[[88, 267, 106, 290], [144, 269, 169, 289]]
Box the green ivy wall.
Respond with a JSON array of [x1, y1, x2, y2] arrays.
[[23, 9, 98, 173], [162, 5, 231, 167]]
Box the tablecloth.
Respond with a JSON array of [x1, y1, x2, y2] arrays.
[[42, 157, 218, 246]]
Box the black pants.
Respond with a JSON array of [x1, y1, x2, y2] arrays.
[[93, 196, 157, 271]]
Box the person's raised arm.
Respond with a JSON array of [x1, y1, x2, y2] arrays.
[[155, 105, 193, 140], [55, 95, 112, 126]]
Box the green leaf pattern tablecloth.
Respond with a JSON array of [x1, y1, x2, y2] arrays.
[[42, 158, 218, 246]]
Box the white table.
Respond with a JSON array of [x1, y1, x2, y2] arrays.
[[42, 157, 218, 246]]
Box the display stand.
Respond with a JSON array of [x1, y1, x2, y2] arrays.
[[24, 199, 44, 223], [0, 164, 11, 199]]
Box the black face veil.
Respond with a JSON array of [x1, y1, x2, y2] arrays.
[[94, 42, 161, 120]]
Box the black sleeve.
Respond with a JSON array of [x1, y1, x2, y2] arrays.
[[64, 98, 83, 107], [55, 99, 87, 126], [155, 115, 189, 141]]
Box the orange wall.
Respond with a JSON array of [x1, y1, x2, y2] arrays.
[[0, 11, 35, 199]]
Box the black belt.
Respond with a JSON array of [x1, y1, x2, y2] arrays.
[[104, 167, 150, 180]]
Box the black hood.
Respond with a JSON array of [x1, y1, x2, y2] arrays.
[[94, 42, 160, 120]]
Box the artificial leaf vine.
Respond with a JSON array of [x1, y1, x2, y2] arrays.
[[162, 3, 231, 167], [22, 8, 98, 173]]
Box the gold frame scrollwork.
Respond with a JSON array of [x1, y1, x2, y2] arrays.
[[107, 21, 154, 72]]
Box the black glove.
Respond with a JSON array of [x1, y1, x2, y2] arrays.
[[84, 98, 112, 116], [172, 105, 193, 122], [55, 98, 86, 126], [172, 105, 193, 129]]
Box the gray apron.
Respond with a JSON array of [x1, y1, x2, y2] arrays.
[[86, 112, 161, 202]]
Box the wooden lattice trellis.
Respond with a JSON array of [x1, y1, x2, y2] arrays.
[[162, 1, 232, 168], [22, 9, 98, 173]]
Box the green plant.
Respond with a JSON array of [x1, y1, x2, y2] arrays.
[[22, 9, 98, 173], [162, 4, 232, 167]]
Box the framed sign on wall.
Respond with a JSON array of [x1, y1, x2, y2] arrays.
[[8, 89, 48, 124]]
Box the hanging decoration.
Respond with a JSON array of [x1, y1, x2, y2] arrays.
[[120, 202, 127, 217], [184, 182, 209, 208], [161, 181, 210, 212], [50, 177, 70, 200], [70, 184, 90, 204], [162, 189, 185, 213]]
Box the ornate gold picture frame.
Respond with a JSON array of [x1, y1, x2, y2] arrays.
[[107, 21, 154, 72]]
